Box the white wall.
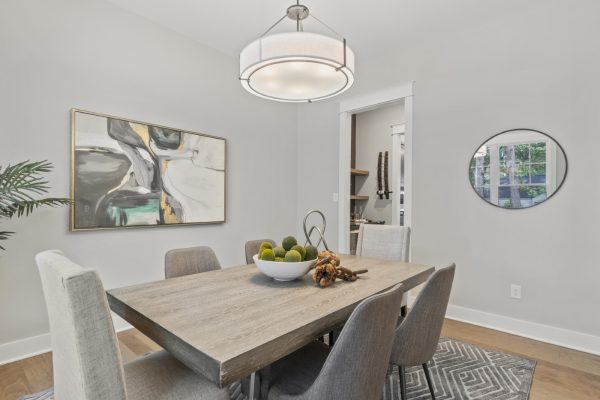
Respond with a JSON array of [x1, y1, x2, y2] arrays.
[[297, 0, 600, 351], [296, 101, 340, 246], [355, 102, 405, 224], [0, 0, 298, 355]]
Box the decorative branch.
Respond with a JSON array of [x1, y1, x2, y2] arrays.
[[313, 250, 368, 287]]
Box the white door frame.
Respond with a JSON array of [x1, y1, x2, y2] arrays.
[[337, 82, 414, 253], [391, 123, 406, 226]]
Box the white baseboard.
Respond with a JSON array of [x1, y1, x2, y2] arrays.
[[408, 295, 600, 356], [112, 315, 134, 332], [0, 315, 133, 366], [0, 332, 51, 366]]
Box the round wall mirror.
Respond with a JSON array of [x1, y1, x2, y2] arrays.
[[469, 129, 567, 209]]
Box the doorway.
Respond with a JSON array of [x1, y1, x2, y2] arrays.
[[337, 83, 414, 254]]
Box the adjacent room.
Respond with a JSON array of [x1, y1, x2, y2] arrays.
[[1, 1, 599, 400]]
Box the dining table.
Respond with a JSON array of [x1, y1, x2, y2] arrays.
[[107, 253, 434, 399]]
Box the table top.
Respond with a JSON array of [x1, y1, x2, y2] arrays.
[[107, 254, 434, 387]]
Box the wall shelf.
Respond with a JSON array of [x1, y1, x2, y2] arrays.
[[351, 168, 369, 176], [350, 195, 369, 201]]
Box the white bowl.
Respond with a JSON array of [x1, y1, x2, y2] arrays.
[[253, 254, 316, 281]]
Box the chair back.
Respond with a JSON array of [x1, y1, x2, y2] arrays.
[[390, 264, 456, 366], [356, 225, 411, 262], [244, 239, 276, 264], [165, 246, 221, 279], [36, 250, 126, 400], [305, 284, 404, 400]]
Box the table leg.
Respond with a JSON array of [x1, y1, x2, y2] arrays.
[[249, 372, 257, 400]]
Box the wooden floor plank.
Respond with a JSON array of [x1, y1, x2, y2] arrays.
[[529, 361, 600, 400], [119, 329, 161, 355], [442, 319, 600, 376], [19, 353, 53, 395], [0, 361, 30, 400], [442, 319, 600, 400]]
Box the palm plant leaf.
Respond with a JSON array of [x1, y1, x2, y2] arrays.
[[0, 231, 14, 251], [0, 160, 55, 217], [3, 198, 72, 218], [0, 160, 70, 251]]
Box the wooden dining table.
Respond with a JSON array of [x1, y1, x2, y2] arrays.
[[107, 254, 434, 398]]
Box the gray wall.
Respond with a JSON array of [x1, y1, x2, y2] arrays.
[[0, 0, 298, 347], [296, 0, 600, 340], [355, 102, 405, 224]]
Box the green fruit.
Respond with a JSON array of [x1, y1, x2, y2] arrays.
[[282, 236, 298, 251], [273, 246, 286, 258], [291, 245, 306, 260], [284, 250, 302, 262], [260, 249, 275, 261], [259, 242, 273, 252], [304, 245, 318, 261], [275, 257, 285, 262]]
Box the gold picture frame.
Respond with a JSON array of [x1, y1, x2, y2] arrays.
[[71, 109, 226, 231]]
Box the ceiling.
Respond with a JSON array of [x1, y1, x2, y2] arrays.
[[105, 0, 523, 60]]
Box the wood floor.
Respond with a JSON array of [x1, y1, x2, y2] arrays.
[[1, 319, 599, 400]]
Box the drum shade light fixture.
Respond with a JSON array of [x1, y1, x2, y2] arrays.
[[239, 2, 355, 103]]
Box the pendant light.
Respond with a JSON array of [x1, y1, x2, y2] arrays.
[[239, 1, 355, 103]]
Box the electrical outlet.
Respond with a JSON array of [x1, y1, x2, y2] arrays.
[[332, 192, 339, 202], [510, 284, 522, 299]]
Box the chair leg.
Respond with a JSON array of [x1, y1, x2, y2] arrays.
[[241, 372, 261, 400], [249, 372, 257, 400], [398, 365, 406, 400], [422, 362, 435, 399], [329, 331, 335, 346], [385, 365, 394, 400]]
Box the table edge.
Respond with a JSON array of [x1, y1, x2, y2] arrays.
[[107, 292, 223, 386]]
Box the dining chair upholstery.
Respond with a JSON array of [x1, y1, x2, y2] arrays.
[[264, 283, 404, 400], [245, 239, 276, 264], [356, 224, 411, 262], [36, 249, 229, 400], [165, 246, 221, 279], [389, 264, 456, 400], [355, 224, 411, 320]]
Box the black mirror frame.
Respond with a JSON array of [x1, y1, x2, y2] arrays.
[[468, 128, 568, 210]]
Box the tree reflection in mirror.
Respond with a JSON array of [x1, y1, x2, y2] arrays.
[[469, 129, 567, 209]]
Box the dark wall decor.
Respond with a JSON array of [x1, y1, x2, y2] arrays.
[[71, 109, 226, 230], [469, 129, 567, 209]]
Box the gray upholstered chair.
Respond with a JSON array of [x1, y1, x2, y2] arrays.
[[389, 264, 456, 400], [36, 249, 229, 400], [356, 224, 411, 317], [165, 246, 221, 279], [245, 239, 276, 264], [263, 283, 404, 400]]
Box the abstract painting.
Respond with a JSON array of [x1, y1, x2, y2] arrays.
[[71, 110, 226, 230]]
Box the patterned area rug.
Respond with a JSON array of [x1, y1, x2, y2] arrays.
[[385, 337, 536, 400], [18, 337, 535, 400], [17, 383, 246, 400]]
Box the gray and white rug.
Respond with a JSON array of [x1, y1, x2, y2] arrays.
[[386, 337, 535, 400], [18, 337, 535, 400]]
